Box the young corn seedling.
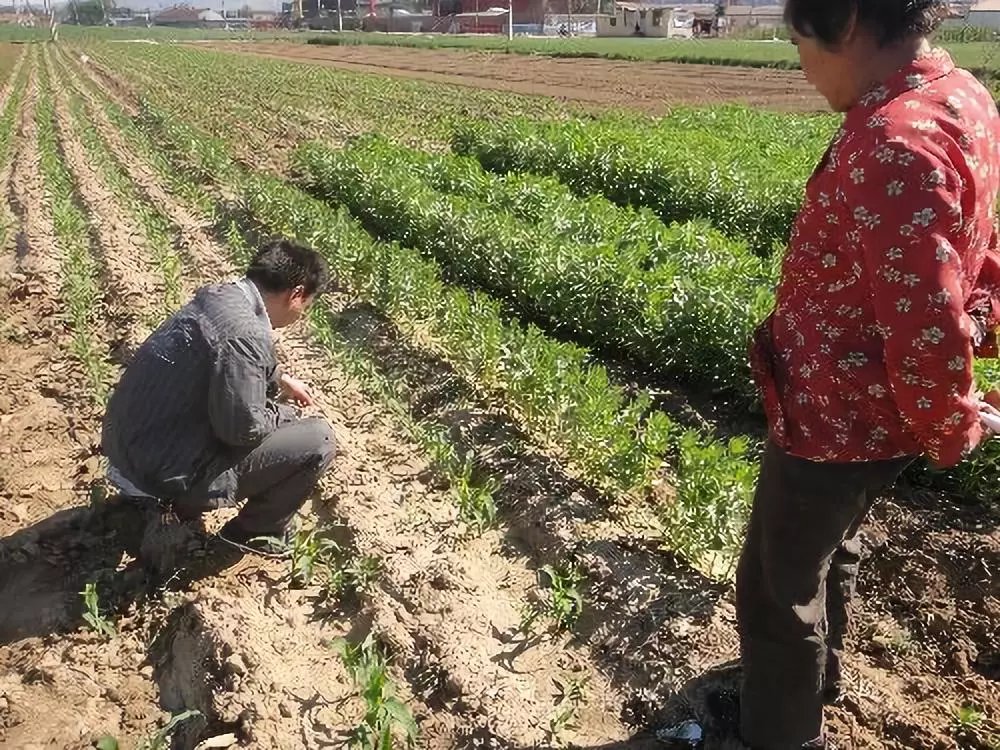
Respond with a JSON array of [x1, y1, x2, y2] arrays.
[[332, 633, 419, 750], [95, 710, 203, 750], [547, 674, 590, 745], [80, 581, 115, 638], [290, 527, 343, 589], [521, 563, 586, 635], [453, 459, 498, 534]]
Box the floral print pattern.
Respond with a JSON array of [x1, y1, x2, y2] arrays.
[[751, 50, 1000, 467]]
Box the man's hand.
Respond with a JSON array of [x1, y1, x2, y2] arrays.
[[280, 373, 314, 407]]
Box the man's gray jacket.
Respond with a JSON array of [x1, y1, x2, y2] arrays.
[[102, 278, 290, 503]]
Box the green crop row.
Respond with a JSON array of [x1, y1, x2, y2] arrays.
[[451, 116, 831, 256], [35, 57, 111, 402], [63, 81, 183, 318], [293, 137, 773, 405], [79, 41, 573, 151], [113, 94, 760, 571], [0, 47, 28, 246]]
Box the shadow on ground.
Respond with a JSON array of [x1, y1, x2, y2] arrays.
[[0, 496, 245, 647]]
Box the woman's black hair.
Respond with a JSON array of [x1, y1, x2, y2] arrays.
[[783, 0, 947, 47]]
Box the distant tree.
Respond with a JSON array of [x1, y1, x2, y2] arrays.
[[62, 0, 107, 24]]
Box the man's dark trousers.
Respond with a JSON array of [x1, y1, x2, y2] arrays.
[[736, 441, 913, 749], [173, 416, 336, 536]]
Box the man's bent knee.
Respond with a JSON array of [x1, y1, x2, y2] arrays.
[[299, 417, 336, 470]]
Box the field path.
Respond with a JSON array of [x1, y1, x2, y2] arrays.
[[205, 41, 827, 113]]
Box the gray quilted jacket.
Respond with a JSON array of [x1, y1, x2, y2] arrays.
[[101, 278, 288, 502]]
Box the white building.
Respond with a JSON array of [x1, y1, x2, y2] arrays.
[[596, 3, 693, 38], [967, 0, 1000, 28]]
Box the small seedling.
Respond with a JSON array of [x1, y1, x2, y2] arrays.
[[81, 581, 115, 638], [91, 710, 202, 750], [290, 527, 342, 588], [519, 563, 586, 635], [540, 563, 585, 632], [547, 674, 590, 744], [332, 634, 418, 750], [453, 460, 497, 534], [139, 710, 202, 750], [953, 703, 985, 730], [346, 555, 382, 595]]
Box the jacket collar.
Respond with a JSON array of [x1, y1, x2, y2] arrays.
[[236, 277, 272, 331], [853, 47, 955, 113]]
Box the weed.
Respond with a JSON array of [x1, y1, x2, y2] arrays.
[[346, 554, 382, 595]]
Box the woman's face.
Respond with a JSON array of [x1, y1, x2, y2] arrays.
[[792, 31, 856, 112]]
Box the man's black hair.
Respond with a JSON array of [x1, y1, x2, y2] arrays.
[[246, 239, 330, 297], [783, 0, 947, 47]]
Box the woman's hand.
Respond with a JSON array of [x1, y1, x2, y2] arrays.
[[978, 391, 1000, 437]]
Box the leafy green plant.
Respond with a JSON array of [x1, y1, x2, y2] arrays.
[[451, 114, 831, 257], [665, 433, 759, 571], [80, 581, 115, 638], [294, 137, 773, 407], [332, 634, 419, 750], [954, 704, 985, 730], [289, 527, 343, 588]]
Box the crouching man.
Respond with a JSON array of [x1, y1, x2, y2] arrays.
[[101, 239, 335, 557]]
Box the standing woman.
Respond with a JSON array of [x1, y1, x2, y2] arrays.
[[740, 1, 1000, 748]]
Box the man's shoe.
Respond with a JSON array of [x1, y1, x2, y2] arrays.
[[217, 519, 294, 559]]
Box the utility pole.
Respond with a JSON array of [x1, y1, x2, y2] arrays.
[[336, 0, 342, 31], [507, 0, 512, 39]]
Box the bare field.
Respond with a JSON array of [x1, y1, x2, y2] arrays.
[[207, 41, 828, 113]]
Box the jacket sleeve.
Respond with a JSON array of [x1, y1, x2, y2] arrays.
[[844, 139, 982, 467], [208, 335, 283, 447]]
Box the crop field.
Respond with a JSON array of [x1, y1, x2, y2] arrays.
[[305, 32, 1000, 77], [0, 36, 998, 750]]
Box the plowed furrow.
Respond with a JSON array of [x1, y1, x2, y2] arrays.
[[44, 48, 163, 355], [57, 46, 641, 749], [0, 51, 161, 750]]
